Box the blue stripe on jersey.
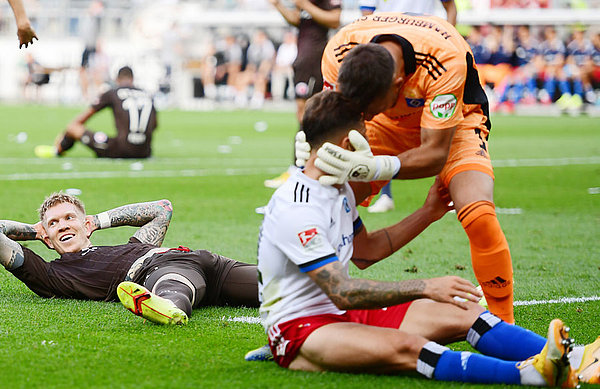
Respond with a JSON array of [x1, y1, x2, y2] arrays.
[[359, 5, 375, 11], [298, 253, 338, 273], [353, 217, 363, 233]]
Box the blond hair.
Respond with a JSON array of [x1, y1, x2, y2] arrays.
[[38, 192, 86, 221]]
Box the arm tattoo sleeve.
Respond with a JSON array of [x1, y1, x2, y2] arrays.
[[0, 220, 37, 241], [101, 200, 173, 246], [310, 261, 426, 310], [0, 232, 25, 270]]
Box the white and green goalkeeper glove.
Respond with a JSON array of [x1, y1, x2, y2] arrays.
[[315, 130, 400, 186]]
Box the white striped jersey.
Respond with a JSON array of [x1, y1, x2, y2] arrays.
[[257, 169, 363, 330]]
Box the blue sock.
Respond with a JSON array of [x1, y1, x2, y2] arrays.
[[573, 80, 583, 96], [433, 350, 521, 384], [544, 78, 556, 99], [558, 79, 571, 95], [468, 311, 545, 361], [526, 78, 536, 95], [381, 182, 392, 198], [513, 83, 524, 103]]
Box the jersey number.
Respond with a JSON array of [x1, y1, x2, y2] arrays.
[[122, 97, 152, 144]]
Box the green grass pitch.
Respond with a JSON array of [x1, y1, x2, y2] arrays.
[[0, 104, 598, 388]]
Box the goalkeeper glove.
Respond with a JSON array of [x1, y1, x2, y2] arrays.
[[294, 131, 311, 168], [315, 130, 400, 186]]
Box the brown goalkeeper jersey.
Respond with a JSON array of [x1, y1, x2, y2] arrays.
[[12, 237, 155, 301]]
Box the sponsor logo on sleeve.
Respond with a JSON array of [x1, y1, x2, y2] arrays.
[[430, 94, 457, 119], [297, 227, 322, 250], [405, 98, 425, 108]]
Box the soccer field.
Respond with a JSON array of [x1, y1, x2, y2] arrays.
[[0, 104, 598, 388]]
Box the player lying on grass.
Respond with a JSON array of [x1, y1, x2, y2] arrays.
[[256, 90, 599, 386], [0, 194, 258, 325]]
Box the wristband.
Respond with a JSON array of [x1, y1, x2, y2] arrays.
[[373, 156, 401, 180], [97, 212, 111, 229]]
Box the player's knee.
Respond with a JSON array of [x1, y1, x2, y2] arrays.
[[381, 334, 423, 369]]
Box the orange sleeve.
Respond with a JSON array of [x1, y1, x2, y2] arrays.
[[420, 55, 466, 130], [321, 37, 342, 90]]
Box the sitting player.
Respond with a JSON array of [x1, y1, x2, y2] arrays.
[[255, 90, 599, 386], [35, 66, 157, 159], [0, 194, 258, 325]]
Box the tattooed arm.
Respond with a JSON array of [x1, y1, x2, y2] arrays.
[[87, 200, 173, 247], [0, 220, 44, 269], [351, 177, 453, 269], [307, 260, 481, 310]]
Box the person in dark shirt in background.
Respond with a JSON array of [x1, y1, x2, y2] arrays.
[[35, 66, 158, 159], [263, 0, 341, 189], [0, 193, 259, 325]]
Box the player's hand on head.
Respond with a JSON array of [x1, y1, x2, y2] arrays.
[[17, 24, 37, 49], [85, 215, 100, 237], [423, 275, 482, 310], [33, 222, 51, 248], [315, 130, 399, 185], [295, 131, 311, 168]]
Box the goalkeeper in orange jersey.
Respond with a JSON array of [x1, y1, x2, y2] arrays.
[[296, 12, 515, 323]]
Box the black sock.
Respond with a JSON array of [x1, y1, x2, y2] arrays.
[[58, 134, 75, 155], [151, 279, 200, 317]]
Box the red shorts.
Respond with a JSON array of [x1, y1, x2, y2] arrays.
[[267, 302, 412, 368]]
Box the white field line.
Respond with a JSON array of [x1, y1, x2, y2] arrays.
[[513, 295, 600, 306], [0, 156, 598, 166], [0, 157, 288, 165], [0, 167, 285, 181], [227, 295, 600, 324], [1, 156, 599, 181]]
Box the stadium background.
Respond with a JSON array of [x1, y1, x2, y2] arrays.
[[1, 0, 599, 112]]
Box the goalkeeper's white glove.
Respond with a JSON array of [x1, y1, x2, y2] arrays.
[[294, 131, 311, 168], [315, 130, 401, 186]]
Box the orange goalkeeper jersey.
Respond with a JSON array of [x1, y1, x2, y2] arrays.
[[322, 12, 490, 145]]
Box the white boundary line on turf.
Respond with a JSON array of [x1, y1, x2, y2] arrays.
[[0, 167, 285, 181], [2, 156, 599, 181], [226, 295, 600, 324], [513, 295, 600, 306], [0, 155, 598, 166]]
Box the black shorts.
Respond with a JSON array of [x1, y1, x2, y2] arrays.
[[293, 54, 324, 100], [80, 130, 150, 159], [81, 47, 96, 68], [134, 249, 258, 308], [31, 73, 50, 86]]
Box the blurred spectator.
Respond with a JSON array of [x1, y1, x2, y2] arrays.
[[360, 0, 457, 25], [239, 29, 276, 108], [23, 53, 67, 101], [566, 28, 594, 105], [271, 30, 297, 101], [79, 0, 103, 100], [495, 25, 542, 108], [539, 26, 573, 107], [88, 39, 111, 95], [587, 32, 600, 104], [263, 0, 341, 189], [478, 24, 514, 106]]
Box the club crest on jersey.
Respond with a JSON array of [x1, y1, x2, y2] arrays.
[[430, 94, 457, 119], [343, 197, 351, 213], [298, 227, 321, 248], [405, 98, 425, 108]]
